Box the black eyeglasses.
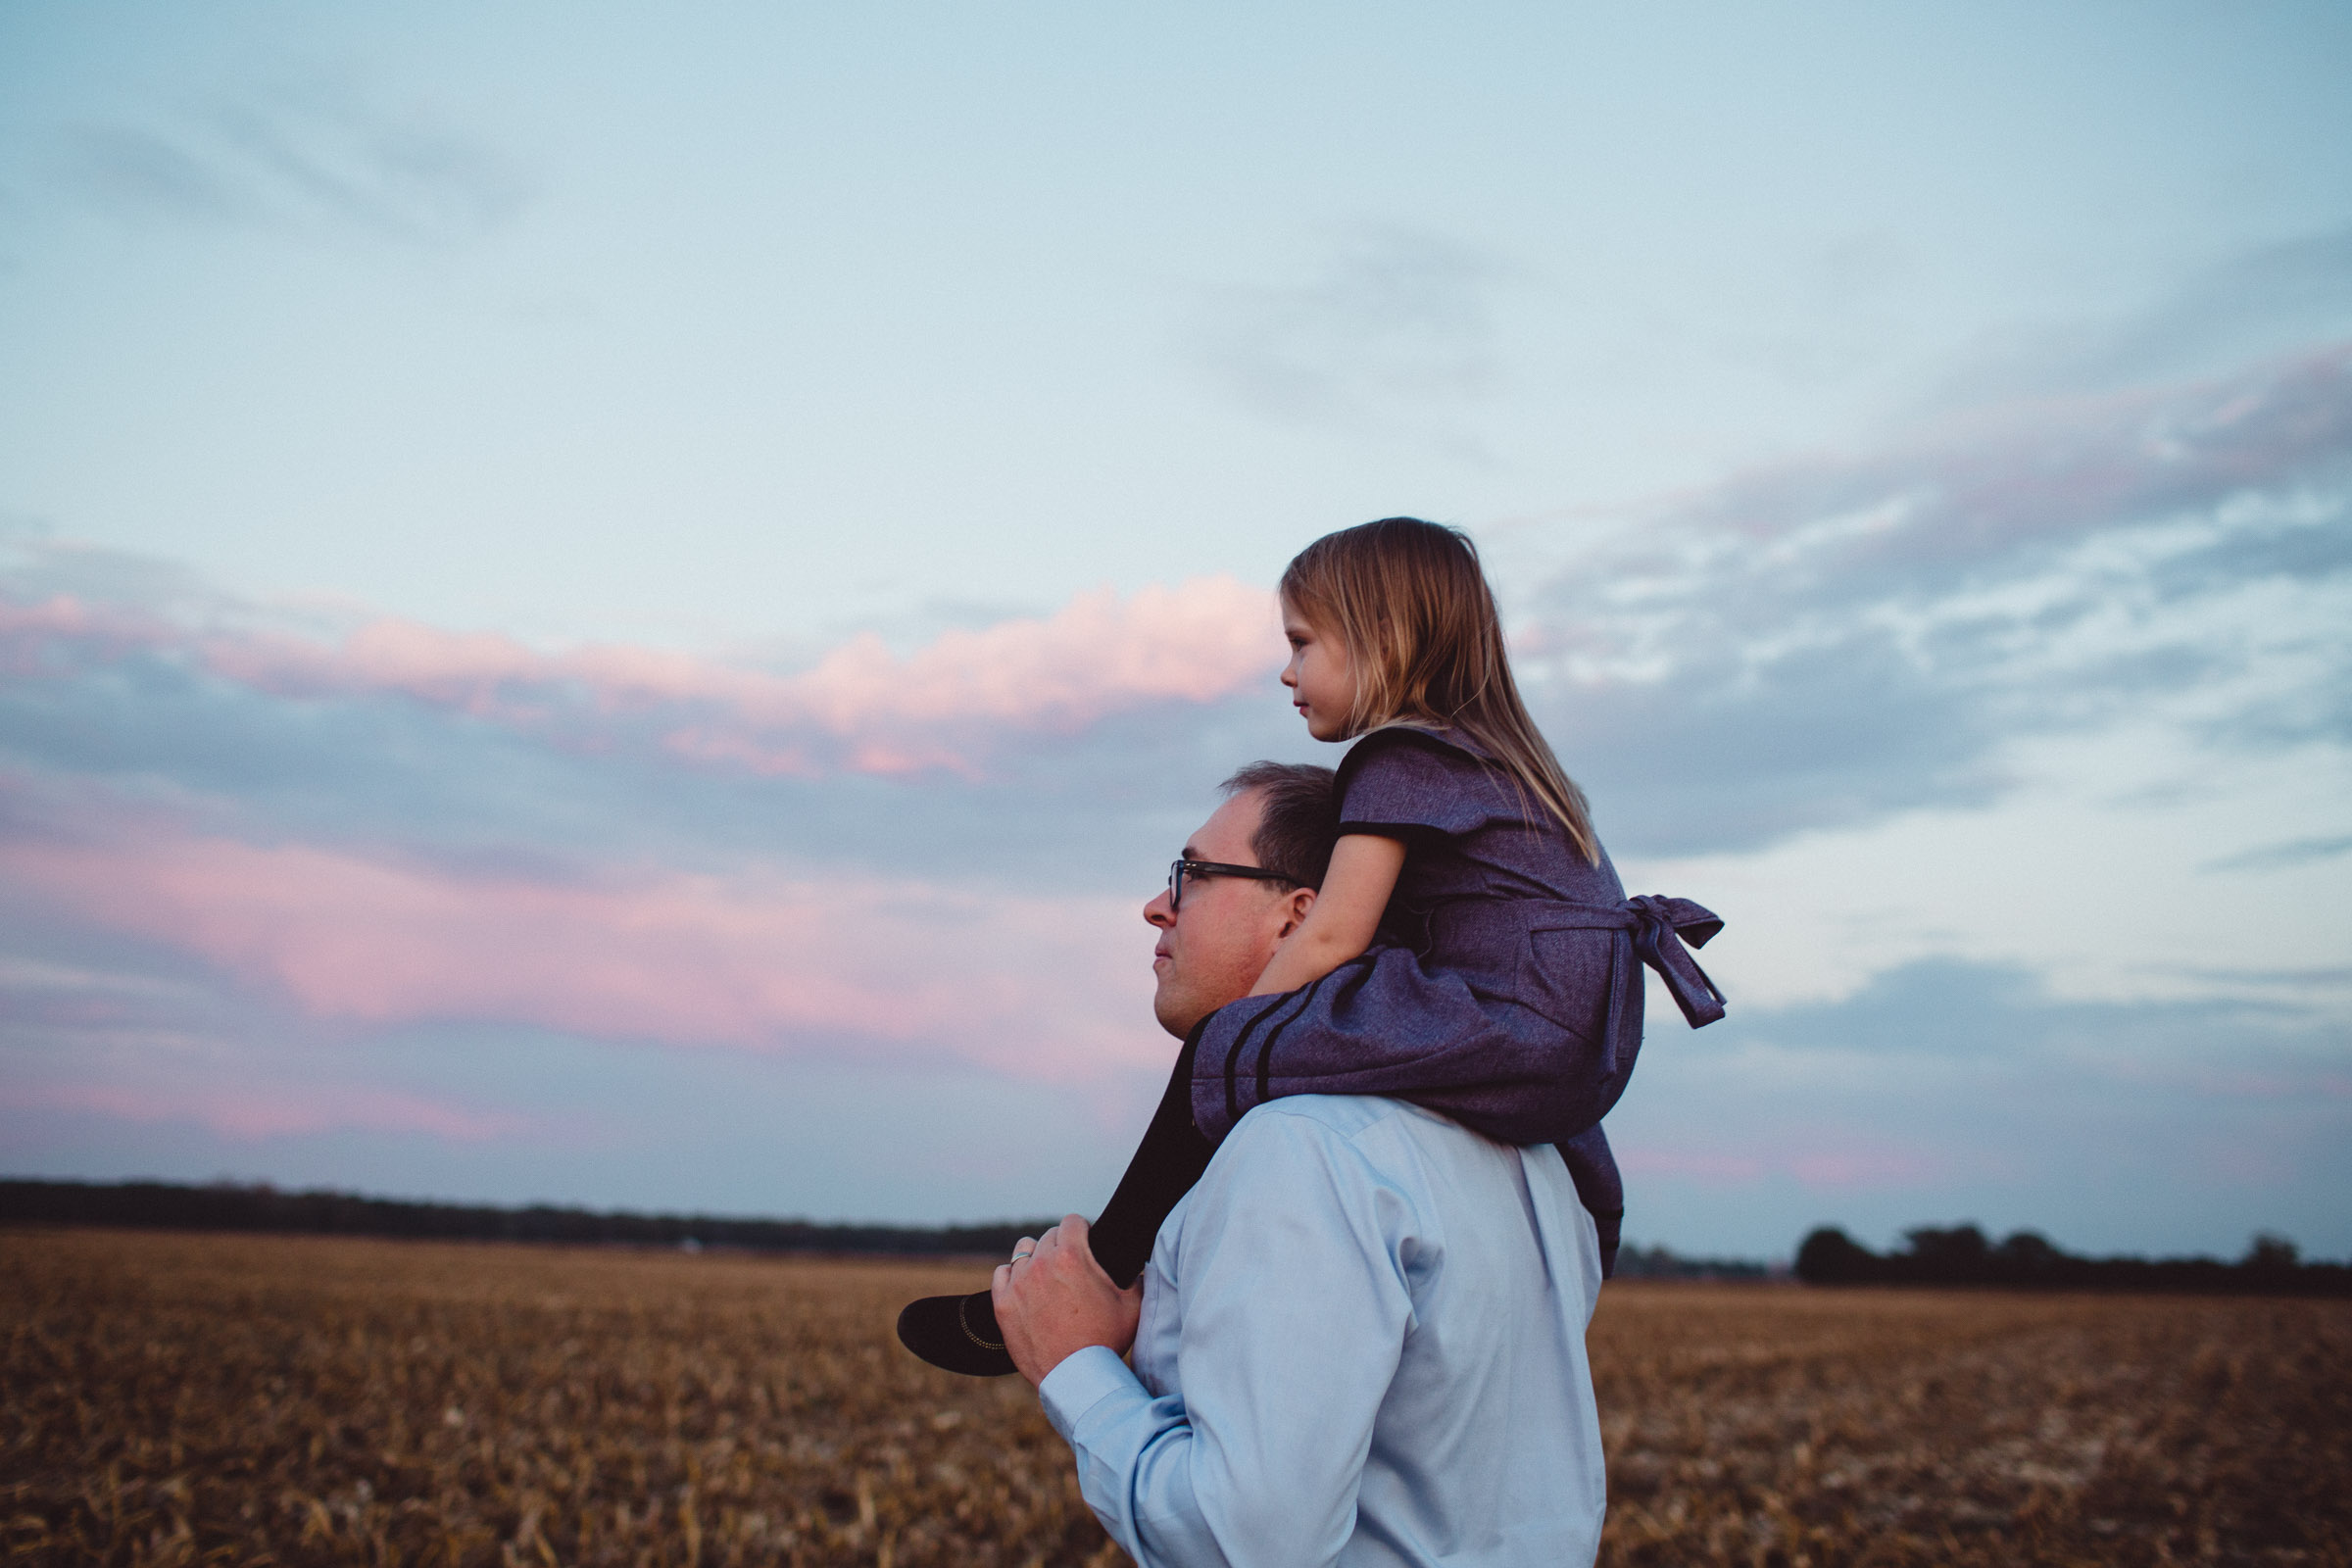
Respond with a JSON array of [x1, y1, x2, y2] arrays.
[[1168, 858, 1301, 911]]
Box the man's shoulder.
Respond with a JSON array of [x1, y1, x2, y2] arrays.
[[1225, 1092, 1441, 1147], [1173, 1099, 1451, 1277], [1218, 1094, 1504, 1183]]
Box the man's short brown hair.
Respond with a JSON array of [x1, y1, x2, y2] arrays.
[[1221, 761, 1339, 891]]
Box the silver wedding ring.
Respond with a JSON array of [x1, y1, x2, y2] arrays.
[[1010, 1250, 1034, 1263]]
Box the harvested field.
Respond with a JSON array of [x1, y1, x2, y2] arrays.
[[1587, 1283, 2352, 1566], [3, 1230, 2347, 1567]]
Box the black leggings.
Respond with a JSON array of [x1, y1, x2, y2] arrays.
[[1085, 1021, 1215, 1287]]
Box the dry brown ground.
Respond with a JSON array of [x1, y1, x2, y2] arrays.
[[1587, 1282, 2351, 1567], [3, 1229, 2346, 1567]]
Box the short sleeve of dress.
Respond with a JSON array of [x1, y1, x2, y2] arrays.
[[1334, 728, 1494, 840]]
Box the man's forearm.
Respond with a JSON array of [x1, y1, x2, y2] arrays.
[[1041, 1348, 1208, 1567]]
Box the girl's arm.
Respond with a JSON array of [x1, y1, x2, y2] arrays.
[[1249, 833, 1406, 996]]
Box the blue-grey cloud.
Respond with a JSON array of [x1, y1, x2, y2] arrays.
[[9, 319, 2347, 882], [0, 578, 1303, 893], [2087, 224, 2352, 387], [1521, 336, 2352, 854], [2201, 835, 2352, 875], [1611, 957, 2352, 1258], [4, 231, 2348, 1252], [1933, 223, 2352, 409], [0, 889, 1154, 1223], [59, 125, 250, 224], [56, 90, 528, 245], [0, 821, 1174, 1223]]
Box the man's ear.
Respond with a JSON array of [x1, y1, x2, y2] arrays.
[[1276, 885, 1317, 940]]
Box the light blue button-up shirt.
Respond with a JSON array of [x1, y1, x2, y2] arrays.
[[1039, 1095, 1607, 1568]]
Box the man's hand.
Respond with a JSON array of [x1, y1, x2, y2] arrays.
[[993, 1214, 1143, 1388]]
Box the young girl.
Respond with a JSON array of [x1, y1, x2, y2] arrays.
[[899, 517, 1725, 1376]]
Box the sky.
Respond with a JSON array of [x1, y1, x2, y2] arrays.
[[2, 1, 2348, 1260]]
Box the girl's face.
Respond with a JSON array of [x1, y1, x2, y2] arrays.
[[1281, 599, 1357, 742]]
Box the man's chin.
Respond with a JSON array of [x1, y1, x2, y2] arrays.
[[1152, 990, 1204, 1042]]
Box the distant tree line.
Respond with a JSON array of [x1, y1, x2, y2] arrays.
[[0, 1179, 1059, 1257], [1796, 1223, 2351, 1296], [1612, 1244, 1778, 1282]]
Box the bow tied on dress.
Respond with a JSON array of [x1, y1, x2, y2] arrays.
[[1582, 894, 1726, 1076], [1621, 895, 1726, 1028]]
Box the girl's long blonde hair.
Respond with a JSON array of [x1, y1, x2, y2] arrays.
[[1282, 516, 1598, 865]]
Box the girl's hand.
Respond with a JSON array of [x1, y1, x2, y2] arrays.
[[1249, 833, 1404, 996]]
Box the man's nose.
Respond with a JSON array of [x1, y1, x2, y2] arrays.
[[1144, 889, 1174, 928]]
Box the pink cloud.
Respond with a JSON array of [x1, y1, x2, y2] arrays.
[[2, 813, 1167, 1084], [789, 580, 1283, 727], [2, 1080, 528, 1142], [0, 593, 162, 673], [216, 575, 1279, 775], [0, 575, 1281, 780]]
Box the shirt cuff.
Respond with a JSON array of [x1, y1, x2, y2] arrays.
[[1037, 1345, 1139, 1444]]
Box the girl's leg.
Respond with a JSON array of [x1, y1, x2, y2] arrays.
[[1082, 1021, 1214, 1284], [897, 1023, 1213, 1375]]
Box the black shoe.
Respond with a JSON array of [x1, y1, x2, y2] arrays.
[[896, 1289, 1016, 1377]]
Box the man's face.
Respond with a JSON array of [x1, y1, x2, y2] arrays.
[[1144, 788, 1313, 1039]]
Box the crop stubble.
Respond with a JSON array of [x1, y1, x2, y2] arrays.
[[3, 1230, 2346, 1567], [1587, 1283, 2349, 1566]]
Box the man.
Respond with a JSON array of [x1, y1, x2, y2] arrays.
[[995, 762, 1609, 1568]]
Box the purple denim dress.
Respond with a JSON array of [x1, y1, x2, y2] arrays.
[[1188, 725, 1725, 1272]]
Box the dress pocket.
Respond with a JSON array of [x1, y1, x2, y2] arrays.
[[1517, 925, 1614, 1047]]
